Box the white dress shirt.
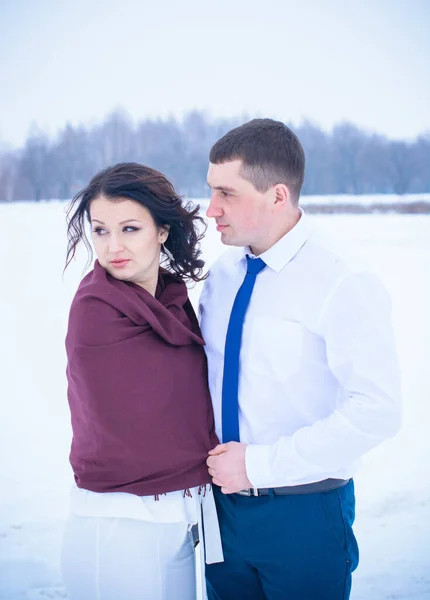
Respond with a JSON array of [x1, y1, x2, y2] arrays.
[[199, 211, 401, 489]]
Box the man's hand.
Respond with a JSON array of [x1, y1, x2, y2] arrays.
[[206, 442, 252, 494]]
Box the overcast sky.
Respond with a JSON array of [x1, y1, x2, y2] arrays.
[[1, 0, 429, 148]]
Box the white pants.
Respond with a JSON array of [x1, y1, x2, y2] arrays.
[[61, 515, 196, 600]]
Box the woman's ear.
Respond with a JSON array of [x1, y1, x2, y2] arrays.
[[159, 226, 170, 243]]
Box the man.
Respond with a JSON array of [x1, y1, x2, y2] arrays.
[[200, 118, 401, 600]]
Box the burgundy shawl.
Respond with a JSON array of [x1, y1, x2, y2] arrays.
[[66, 260, 218, 496]]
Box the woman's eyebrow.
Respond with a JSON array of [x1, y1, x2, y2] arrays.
[[90, 219, 142, 224]]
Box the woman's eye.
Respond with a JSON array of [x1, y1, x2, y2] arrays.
[[92, 227, 106, 235], [124, 226, 139, 233]]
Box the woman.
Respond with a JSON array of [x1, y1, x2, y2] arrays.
[[62, 162, 222, 600]]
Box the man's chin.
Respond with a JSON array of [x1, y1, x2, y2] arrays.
[[220, 230, 241, 247], [220, 232, 235, 246]]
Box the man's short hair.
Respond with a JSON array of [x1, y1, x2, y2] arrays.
[[209, 118, 305, 203]]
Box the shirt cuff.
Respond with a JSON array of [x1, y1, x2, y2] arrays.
[[245, 443, 281, 488], [245, 439, 323, 488]]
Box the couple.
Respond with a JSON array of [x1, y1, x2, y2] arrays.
[[62, 118, 401, 600]]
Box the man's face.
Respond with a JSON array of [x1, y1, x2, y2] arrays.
[[206, 160, 275, 254]]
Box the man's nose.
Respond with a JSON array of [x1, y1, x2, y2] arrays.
[[206, 195, 223, 218]]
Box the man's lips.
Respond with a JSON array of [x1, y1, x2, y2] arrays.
[[216, 224, 229, 232]]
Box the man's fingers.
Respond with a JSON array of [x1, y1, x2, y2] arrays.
[[206, 456, 218, 469], [208, 444, 227, 456], [212, 477, 235, 492]]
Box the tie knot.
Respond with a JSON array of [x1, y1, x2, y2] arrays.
[[246, 255, 266, 275]]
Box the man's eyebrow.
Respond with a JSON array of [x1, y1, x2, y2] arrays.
[[207, 184, 236, 192]]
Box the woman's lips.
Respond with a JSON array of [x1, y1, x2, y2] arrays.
[[216, 224, 229, 232], [110, 259, 130, 268]]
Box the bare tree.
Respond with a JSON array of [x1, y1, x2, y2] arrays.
[[388, 141, 413, 195], [20, 127, 52, 201], [52, 124, 90, 199], [0, 151, 20, 202]]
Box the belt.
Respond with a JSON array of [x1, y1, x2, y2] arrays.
[[235, 478, 350, 496]]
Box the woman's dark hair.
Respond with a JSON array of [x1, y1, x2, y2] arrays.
[[65, 162, 207, 282], [210, 118, 305, 204]]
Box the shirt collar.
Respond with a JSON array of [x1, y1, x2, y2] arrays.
[[237, 208, 311, 273]]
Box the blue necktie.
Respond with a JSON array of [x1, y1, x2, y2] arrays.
[[222, 255, 266, 443]]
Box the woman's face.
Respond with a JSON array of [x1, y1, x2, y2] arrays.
[[89, 195, 168, 289]]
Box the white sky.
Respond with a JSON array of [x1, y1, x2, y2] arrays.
[[1, 0, 429, 148]]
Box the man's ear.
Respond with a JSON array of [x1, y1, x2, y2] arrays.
[[273, 184, 289, 208]]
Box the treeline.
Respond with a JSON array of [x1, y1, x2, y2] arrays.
[[0, 110, 429, 202]]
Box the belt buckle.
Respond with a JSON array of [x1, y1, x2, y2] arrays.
[[237, 488, 260, 496]]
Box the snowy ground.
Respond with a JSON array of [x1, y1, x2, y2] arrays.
[[0, 200, 429, 599], [300, 192, 430, 206]]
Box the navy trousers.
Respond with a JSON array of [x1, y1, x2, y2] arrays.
[[206, 480, 359, 600]]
